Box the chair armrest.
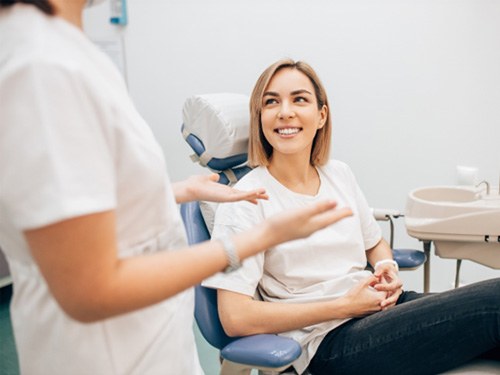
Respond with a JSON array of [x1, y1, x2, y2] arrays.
[[221, 334, 302, 368]]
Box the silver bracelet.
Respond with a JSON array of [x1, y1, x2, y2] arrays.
[[219, 235, 241, 273], [374, 259, 399, 272]]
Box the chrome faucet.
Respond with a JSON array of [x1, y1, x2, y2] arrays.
[[476, 180, 490, 195]]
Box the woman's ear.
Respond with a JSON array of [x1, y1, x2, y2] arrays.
[[318, 105, 328, 129]]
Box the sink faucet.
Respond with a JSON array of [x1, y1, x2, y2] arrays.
[[476, 180, 490, 195]]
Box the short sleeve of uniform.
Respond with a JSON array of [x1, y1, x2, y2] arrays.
[[0, 61, 116, 230], [334, 161, 381, 250], [202, 195, 265, 297]]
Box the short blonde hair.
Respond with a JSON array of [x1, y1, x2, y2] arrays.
[[248, 59, 331, 167]]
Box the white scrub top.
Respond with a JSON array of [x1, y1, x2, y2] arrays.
[[0, 5, 203, 374]]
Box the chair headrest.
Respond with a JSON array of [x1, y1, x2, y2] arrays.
[[182, 93, 250, 175]]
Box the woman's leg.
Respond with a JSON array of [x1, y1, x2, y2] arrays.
[[309, 278, 500, 375]]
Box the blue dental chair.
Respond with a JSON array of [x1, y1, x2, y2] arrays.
[[181, 201, 302, 375], [180, 93, 427, 374]]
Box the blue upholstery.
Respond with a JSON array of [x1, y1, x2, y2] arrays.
[[221, 334, 302, 368], [392, 248, 427, 270], [375, 213, 427, 272], [182, 124, 248, 171], [180, 201, 302, 370]]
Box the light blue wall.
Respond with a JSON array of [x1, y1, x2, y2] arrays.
[[84, 0, 500, 292]]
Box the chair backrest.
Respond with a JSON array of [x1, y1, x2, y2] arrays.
[[180, 201, 238, 350], [181, 94, 256, 349], [182, 93, 252, 185]]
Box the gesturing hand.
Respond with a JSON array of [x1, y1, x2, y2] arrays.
[[265, 200, 353, 245], [186, 173, 269, 204]]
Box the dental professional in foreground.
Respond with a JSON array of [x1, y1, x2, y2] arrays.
[[0, 2, 352, 373], [203, 59, 500, 375]]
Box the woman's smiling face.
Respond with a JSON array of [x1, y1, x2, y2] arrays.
[[260, 67, 327, 161]]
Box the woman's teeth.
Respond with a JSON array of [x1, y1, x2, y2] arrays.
[[277, 128, 300, 135]]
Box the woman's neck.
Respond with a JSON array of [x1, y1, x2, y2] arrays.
[[50, 0, 85, 29], [267, 153, 320, 196]]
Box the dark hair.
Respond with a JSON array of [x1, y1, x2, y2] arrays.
[[0, 0, 55, 15]]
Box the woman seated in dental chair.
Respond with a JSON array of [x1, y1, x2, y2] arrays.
[[203, 59, 500, 375]]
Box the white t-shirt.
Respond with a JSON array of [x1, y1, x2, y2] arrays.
[[0, 5, 202, 375], [203, 161, 382, 374]]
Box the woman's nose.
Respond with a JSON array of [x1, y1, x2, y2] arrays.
[[277, 101, 295, 119]]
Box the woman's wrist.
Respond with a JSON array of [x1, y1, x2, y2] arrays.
[[374, 259, 399, 272]]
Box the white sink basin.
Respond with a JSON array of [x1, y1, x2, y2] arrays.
[[412, 186, 479, 203], [405, 186, 500, 268]]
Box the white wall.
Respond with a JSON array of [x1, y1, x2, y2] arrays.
[[84, 0, 500, 292]]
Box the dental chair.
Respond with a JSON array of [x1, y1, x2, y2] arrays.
[[181, 93, 303, 374], [181, 201, 302, 375], [180, 93, 433, 374]]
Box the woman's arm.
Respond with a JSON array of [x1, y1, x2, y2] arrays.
[[24, 200, 351, 323], [218, 275, 387, 337], [365, 238, 394, 268], [172, 173, 268, 204]]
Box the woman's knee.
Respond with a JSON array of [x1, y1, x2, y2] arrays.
[[455, 278, 500, 310]]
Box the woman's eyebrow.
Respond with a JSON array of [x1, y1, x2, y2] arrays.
[[263, 89, 312, 97], [263, 91, 279, 97], [291, 89, 313, 96]]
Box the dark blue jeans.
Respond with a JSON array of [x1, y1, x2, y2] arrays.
[[309, 278, 500, 375]]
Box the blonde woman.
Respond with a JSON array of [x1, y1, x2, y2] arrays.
[[0, 3, 351, 373], [203, 59, 500, 375]]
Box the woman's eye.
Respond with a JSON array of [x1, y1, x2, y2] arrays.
[[295, 96, 307, 103], [264, 98, 277, 106]]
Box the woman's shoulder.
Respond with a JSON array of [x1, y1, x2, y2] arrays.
[[232, 166, 268, 190], [321, 159, 354, 177], [214, 168, 267, 225], [1, 5, 108, 83], [1, 6, 68, 64]]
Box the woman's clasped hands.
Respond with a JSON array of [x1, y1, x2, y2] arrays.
[[373, 263, 403, 310], [344, 268, 403, 318]]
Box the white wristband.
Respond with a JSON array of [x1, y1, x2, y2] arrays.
[[219, 236, 241, 273], [374, 259, 399, 272]]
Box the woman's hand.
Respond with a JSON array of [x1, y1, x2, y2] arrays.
[[373, 264, 403, 310], [264, 200, 353, 246], [342, 275, 387, 317], [173, 173, 269, 204]]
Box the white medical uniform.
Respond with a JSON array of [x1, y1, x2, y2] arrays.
[[203, 161, 382, 374], [0, 5, 203, 375]]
